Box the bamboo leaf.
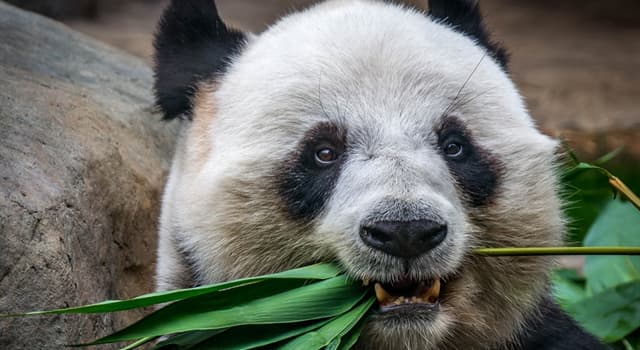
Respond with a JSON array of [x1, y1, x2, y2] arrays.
[[561, 162, 609, 181], [2, 263, 341, 317], [552, 269, 587, 308], [564, 280, 640, 342], [277, 297, 374, 350], [326, 337, 341, 350], [594, 147, 623, 165], [92, 275, 366, 344], [335, 316, 368, 350], [151, 330, 227, 350], [583, 200, 640, 295], [188, 319, 332, 350]]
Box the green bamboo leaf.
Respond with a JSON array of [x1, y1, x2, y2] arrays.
[[564, 280, 640, 342], [583, 200, 640, 295], [89, 279, 307, 345], [277, 297, 374, 350], [3, 263, 341, 317], [593, 147, 623, 165], [335, 317, 368, 350], [326, 337, 341, 350], [551, 269, 587, 308], [77, 279, 308, 347], [188, 319, 332, 350], [151, 330, 227, 350], [561, 162, 608, 181], [92, 275, 366, 344]]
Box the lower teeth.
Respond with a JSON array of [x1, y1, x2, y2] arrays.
[[373, 278, 442, 307]]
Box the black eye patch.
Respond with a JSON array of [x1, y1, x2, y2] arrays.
[[277, 122, 347, 220], [437, 117, 502, 207]]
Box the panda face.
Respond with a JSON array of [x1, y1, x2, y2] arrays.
[[154, 1, 565, 349]]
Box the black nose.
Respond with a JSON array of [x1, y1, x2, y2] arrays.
[[359, 219, 447, 258]]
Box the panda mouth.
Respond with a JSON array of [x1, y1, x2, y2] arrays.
[[371, 277, 443, 312]]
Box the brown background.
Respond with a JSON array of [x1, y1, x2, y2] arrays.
[[60, 0, 640, 136]]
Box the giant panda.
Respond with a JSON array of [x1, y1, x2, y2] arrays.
[[152, 0, 606, 349]]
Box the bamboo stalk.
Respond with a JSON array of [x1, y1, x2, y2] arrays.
[[473, 246, 640, 256], [120, 337, 156, 350], [609, 175, 640, 211]]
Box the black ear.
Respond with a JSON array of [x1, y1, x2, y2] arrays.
[[428, 0, 508, 68], [153, 0, 246, 120]]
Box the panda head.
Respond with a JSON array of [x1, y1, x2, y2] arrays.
[[154, 0, 564, 348]]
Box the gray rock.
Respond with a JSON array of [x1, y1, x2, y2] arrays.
[[0, 2, 178, 348], [4, 0, 146, 19]]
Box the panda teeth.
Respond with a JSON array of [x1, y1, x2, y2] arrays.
[[374, 283, 393, 304], [419, 278, 441, 303], [374, 277, 442, 307]]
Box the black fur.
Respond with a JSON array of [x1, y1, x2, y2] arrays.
[[153, 0, 246, 120], [428, 0, 508, 68], [277, 123, 347, 220], [437, 117, 501, 207], [509, 297, 607, 350]]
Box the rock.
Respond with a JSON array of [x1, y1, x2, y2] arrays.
[[0, 2, 178, 349], [3, 0, 150, 19]]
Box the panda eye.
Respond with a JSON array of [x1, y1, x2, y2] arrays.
[[444, 142, 464, 158], [315, 147, 338, 165], [438, 127, 470, 160]]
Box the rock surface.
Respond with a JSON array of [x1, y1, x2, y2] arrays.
[[0, 2, 179, 349], [4, 0, 140, 19]]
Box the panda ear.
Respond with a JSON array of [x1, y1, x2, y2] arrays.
[[153, 0, 246, 120], [428, 0, 508, 68]]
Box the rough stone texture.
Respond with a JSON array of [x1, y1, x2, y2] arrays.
[[0, 2, 179, 349], [3, 0, 158, 19]]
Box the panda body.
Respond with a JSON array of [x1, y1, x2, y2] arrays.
[[153, 1, 605, 349]]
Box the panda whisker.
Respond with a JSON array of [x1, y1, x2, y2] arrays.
[[444, 52, 487, 116], [317, 72, 331, 119], [452, 87, 495, 112]]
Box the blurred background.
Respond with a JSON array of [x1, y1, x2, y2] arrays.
[[7, 0, 640, 161]]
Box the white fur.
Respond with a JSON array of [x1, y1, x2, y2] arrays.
[[157, 1, 563, 349]]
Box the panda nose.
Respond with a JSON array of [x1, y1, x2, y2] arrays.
[[359, 219, 447, 258]]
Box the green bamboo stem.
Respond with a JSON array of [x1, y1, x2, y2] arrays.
[[119, 337, 156, 350], [473, 246, 640, 256]]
